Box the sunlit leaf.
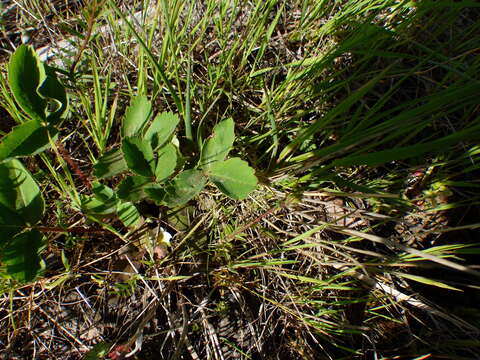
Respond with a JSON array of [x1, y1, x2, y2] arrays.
[[121, 95, 152, 138], [155, 143, 177, 182], [122, 137, 155, 177], [144, 112, 179, 150], [81, 183, 118, 216], [0, 121, 58, 162], [163, 169, 207, 207], [206, 158, 257, 200], [8, 44, 46, 121], [199, 118, 234, 168], [93, 147, 128, 179], [117, 201, 141, 228]]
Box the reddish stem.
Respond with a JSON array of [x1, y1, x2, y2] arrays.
[[56, 141, 92, 191]]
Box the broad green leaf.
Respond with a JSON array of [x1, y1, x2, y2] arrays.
[[81, 183, 118, 216], [207, 158, 257, 200], [121, 95, 152, 138], [199, 118, 234, 168], [81, 195, 118, 216], [144, 183, 165, 204], [92, 182, 115, 201], [8, 45, 47, 122], [117, 176, 151, 202], [0, 121, 58, 162], [155, 143, 177, 182], [144, 112, 179, 150], [0, 202, 25, 247], [163, 169, 207, 207], [38, 66, 68, 124], [122, 137, 155, 177], [0, 159, 44, 225], [93, 147, 127, 179], [2, 229, 45, 283], [117, 201, 141, 228]]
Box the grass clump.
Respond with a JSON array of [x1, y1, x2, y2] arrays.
[[0, 0, 480, 359]]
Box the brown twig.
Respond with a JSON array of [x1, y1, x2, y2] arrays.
[[70, 0, 103, 75], [33, 225, 109, 234]]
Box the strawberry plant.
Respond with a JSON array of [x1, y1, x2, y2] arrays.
[[87, 96, 257, 224], [0, 45, 257, 284]]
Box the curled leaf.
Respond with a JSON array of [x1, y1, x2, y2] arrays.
[[8, 44, 47, 121]]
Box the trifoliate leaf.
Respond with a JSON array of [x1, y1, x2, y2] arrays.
[[144, 183, 165, 205], [117, 176, 152, 202]]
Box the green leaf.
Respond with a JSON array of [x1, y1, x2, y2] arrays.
[[81, 196, 118, 216], [0, 202, 26, 248], [93, 147, 128, 179], [122, 137, 155, 177], [395, 272, 462, 292], [92, 182, 115, 201], [155, 143, 177, 182], [144, 183, 165, 204], [332, 130, 480, 167], [163, 169, 207, 207], [207, 158, 257, 200], [38, 66, 68, 124], [121, 95, 152, 138], [2, 230, 45, 283], [117, 201, 141, 228], [81, 183, 118, 216], [8, 44, 47, 121], [0, 121, 58, 162], [0, 159, 44, 225], [117, 176, 151, 202], [199, 118, 235, 168], [84, 342, 112, 360], [144, 112, 179, 150]]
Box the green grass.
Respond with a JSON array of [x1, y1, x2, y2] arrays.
[[1, 0, 480, 359]]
